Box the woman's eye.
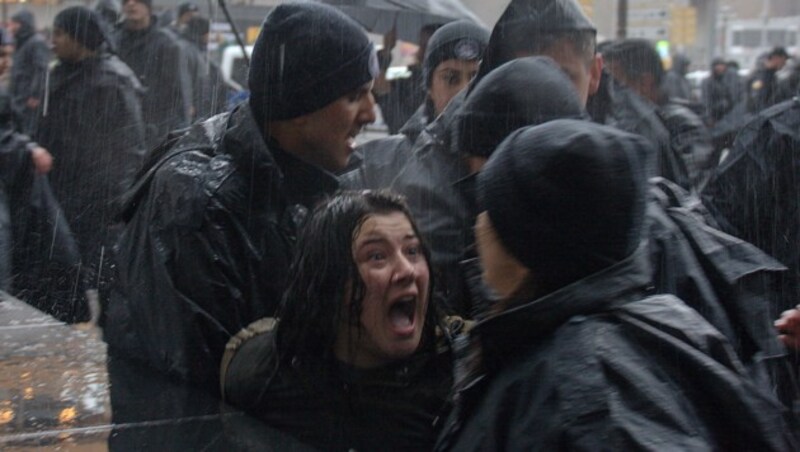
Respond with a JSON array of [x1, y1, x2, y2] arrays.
[[406, 246, 420, 256], [368, 252, 386, 261]]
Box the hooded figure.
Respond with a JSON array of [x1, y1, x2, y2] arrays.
[[106, 1, 378, 391], [115, 0, 193, 148], [35, 6, 146, 315], [434, 119, 797, 452], [180, 16, 228, 120], [662, 53, 693, 101], [9, 9, 51, 135]]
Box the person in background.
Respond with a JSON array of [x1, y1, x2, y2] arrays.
[[747, 46, 790, 113], [171, 1, 198, 36], [603, 39, 716, 192], [116, 0, 192, 148], [373, 23, 443, 135], [106, 1, 378, 392], [662, 52, 693, 102], [8, 9, 51, 135], [181, 16, 227, 120], [434, 119, 796, 451], [343, 19, 489, 189], [36, 6, 145, 321], [223, 190, 459, 451]]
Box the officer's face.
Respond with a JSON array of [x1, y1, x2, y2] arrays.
[[518, 38, 602, 107], [474, 212, 531, 300], [122, 0, 150, 24], [292, 81, 376, 172], [334, 212, 430, 368], [51, 28, 83, 63], [429, 59, 479, 116]]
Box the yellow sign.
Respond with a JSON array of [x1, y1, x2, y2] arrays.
[[246, 26, 262, 45], [670, 5, 697, 46], [578, 0, 594, 19]]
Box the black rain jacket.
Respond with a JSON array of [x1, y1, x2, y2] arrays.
[[115, 19, 192, 148], [10, 20, 50, 135], [435, 246, 797, 451], [35, 54, 145, 291], [703, 97, 800, 316], [105, 104, 339, 391]]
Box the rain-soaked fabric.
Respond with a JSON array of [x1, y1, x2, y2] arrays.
[[115, 18, 192, 148], [703, 97, 800, 317], [656, 100, 718, 192], [603, 79, 693, 191], [36, 54, 145, 297], [10, 13, 50, 135], [223, 317, 457, 451], [435, 247, 797, 451], [105, 104, 339, 391], [646, 178, 797, 409]]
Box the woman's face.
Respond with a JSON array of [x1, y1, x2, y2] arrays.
[[335, 212, 430, 368], [429, 59, 479, 116]]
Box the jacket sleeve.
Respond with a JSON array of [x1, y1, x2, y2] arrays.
[[28, 40, 51, 101], [107, 164, 280, 391]]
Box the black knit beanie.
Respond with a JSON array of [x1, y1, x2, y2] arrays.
[[422, 20, 489, 89], [477, 119, 649, 289], [455, 56, 583, 158], [474, 0, 596, 89], [54, 6, 109, 52], [248, 2, 378, 124]]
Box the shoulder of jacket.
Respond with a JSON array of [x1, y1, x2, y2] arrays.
[[220, 317, 278, 398]]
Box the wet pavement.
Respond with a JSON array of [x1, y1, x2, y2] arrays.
[[0, 294, 317, 451]]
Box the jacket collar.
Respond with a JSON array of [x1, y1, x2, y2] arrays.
[[474, 243, 652, 371], [220, 104, 339, 209]]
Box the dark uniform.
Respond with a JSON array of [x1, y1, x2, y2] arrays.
[[36, 53, 145, 302], [105, 105, 339, 390], [116, 17, 192, 148], [747, 66, 784, 113], [9, 10, 51, 135], [703, 97, 800, 316]]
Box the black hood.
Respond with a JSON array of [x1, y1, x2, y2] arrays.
[[456, 56, 584, 158], [11, 9, 36, 43], [474, 0, 595, 86]]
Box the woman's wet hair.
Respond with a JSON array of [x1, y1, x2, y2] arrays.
[[276, 190, 437, 365]]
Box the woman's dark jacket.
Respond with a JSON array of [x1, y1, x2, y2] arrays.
[[105, 104, 339, 392], [222, 317, 459, 451], [435, 246, 797, 451]]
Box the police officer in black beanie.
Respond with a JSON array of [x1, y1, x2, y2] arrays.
[[106, 1, 378, 392], [435, 119, 797, 451]]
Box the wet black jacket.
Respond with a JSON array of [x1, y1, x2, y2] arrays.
[[35, 54, 145, 287], [703, 97, 800, 315], [10, 22, 50, 135], [436, 247, 797, 451], [115, 20, 192, 148], [105, 104, 339, 391], [656, 100, 717, 191], [748, 67, 783, 114], [222, 317, 457, 451], [604, 80, 693, 191]]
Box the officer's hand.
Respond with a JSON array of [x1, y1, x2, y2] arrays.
[[26, 97, 40, 109], [775, 307, 800, 350], [30, 146, 53, 174]]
